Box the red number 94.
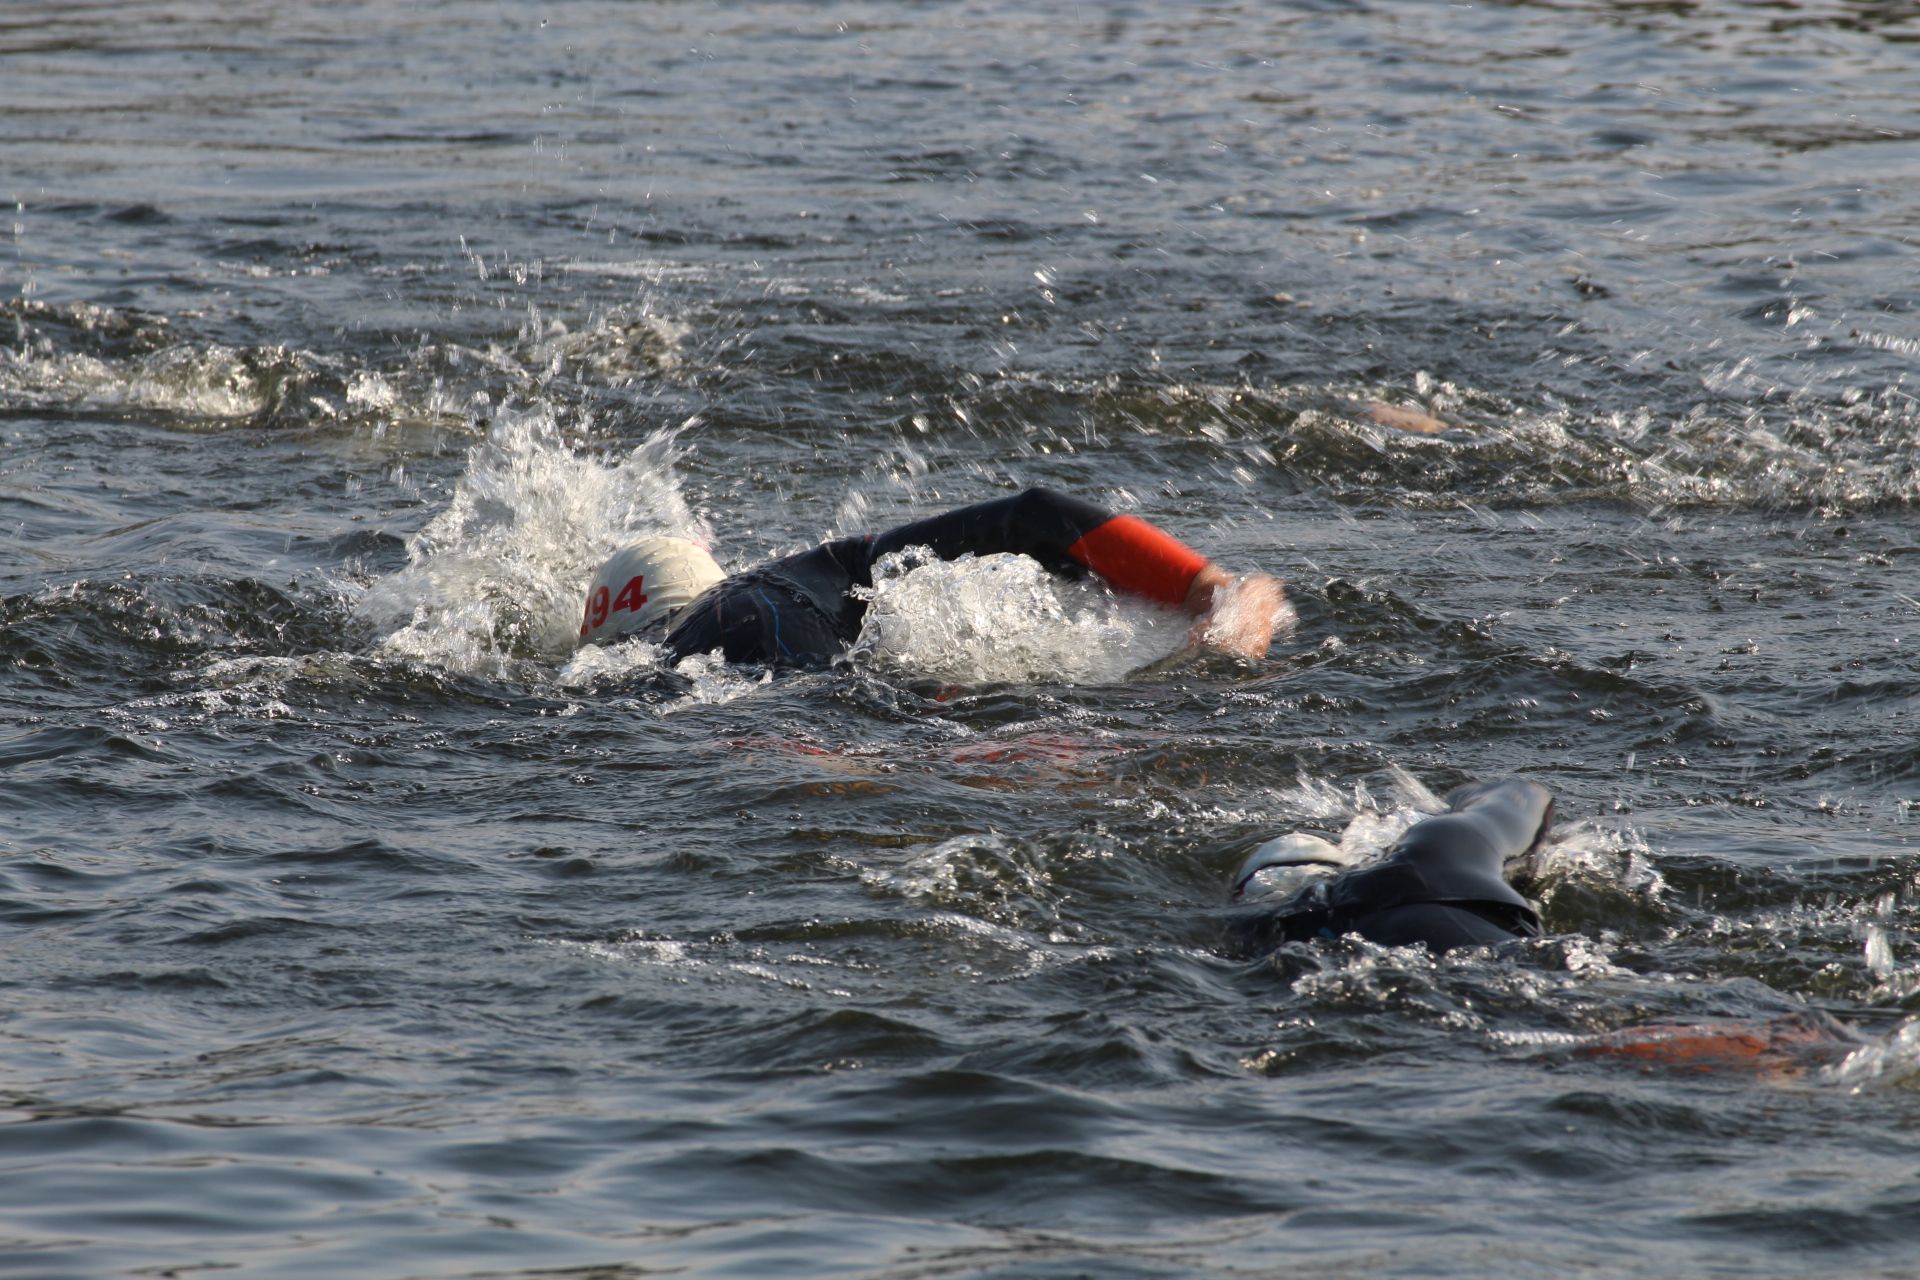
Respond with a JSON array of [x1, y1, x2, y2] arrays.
[[580, 576, 649, 638]]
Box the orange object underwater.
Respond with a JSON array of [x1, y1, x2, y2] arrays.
[[1569, 1015, 1857, 1079]]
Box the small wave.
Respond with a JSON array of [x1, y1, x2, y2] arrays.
[[859, 831, 1061, 931], [1, 297, 691, 435], [938, 373, 1919, 512], [0, 338, 352, 427], [0, 329, 485, 440], [1267, 388, 1920, 513], [2, 574, 349, 695], [658, 651, 777, 710]]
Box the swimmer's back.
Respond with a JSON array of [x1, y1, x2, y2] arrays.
[[1241, 779, 1552, 954], [660, 488, 1130, 668]]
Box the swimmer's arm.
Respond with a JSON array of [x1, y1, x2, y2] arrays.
[[868, 488, 1288, 658], [1043, 507, 1289, 659]]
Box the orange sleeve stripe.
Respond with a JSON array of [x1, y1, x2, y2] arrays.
[[1066, 515, 1210, 606]]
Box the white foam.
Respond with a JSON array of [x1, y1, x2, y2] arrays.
[[0, 344, 277, 419], [356, 408, 707, 675], [658, 651, 775, 711], [1529, 819, 1668, 901], [1820, 1017, 1920, 1092], [850, 549, 1189, 684]]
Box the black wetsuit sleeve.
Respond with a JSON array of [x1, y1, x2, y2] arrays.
[[858, 487, 1117, 583]]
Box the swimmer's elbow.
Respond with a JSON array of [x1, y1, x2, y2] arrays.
[[1013, 485, 1069, 514]]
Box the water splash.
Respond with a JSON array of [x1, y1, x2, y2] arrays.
[[516, 306, 692, 381], [850, 550, 1189, 684], [356, 408, 706, 673], [1234, 767, 1448, 877], [1866, 922, 1896, 980], [1527, 820, 1667, 901], [1820, 1018, 1920, 1092], [659, 651, 775, 711]]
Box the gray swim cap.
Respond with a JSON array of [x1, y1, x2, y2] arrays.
[[578, 536, 724, 647]]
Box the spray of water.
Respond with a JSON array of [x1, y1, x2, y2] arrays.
[[1822, 1017, 1920, 1092], [850, 549, 1192, 685], [356, 407, 707, 673]]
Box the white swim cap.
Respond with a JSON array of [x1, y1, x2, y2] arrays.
[[1230, 832, 1358, 902], [577, 536, 724, 647]]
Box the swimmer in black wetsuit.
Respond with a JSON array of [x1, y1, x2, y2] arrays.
[[577, 486, 1288, 668], [1232, 778, 1553, 955], [1230, 780, 1870, 1076]]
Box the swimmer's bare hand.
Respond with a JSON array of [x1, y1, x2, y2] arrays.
[[1184, 567, 1292, 661]]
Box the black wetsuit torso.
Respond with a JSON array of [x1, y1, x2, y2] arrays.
[[1239, 779, 1553, 954], [661, 487, 1120, 667]]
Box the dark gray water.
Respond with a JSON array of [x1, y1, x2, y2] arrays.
[[4, 2, 1919, 1276]]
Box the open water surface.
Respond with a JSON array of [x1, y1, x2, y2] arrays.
[[4, 2, 1919, 1276]]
